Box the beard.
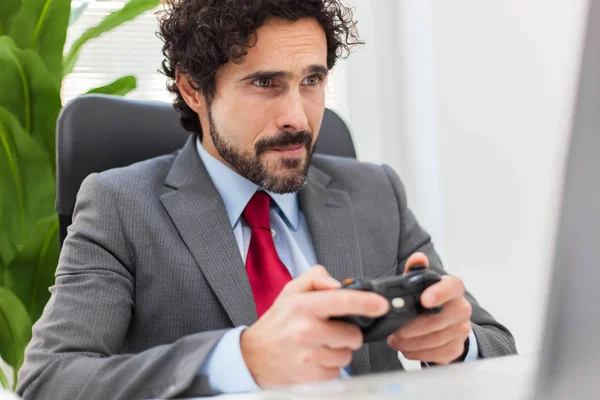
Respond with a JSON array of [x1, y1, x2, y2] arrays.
[[207, 108, 314, 194]]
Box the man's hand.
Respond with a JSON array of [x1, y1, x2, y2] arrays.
[[240, 265, 389, 388], [387, 252, 473, 364]]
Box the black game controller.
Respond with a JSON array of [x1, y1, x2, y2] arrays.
[[334, 266, 443, 342]]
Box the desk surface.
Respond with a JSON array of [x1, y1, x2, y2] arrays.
[[203, 355, 537, 400]]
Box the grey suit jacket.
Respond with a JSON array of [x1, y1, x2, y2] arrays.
[[17, 137, 516, 399]]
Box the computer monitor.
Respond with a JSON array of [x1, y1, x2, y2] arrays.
[[534, 0, 600, 398]]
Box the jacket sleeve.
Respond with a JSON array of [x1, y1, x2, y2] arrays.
[[381, 164, 518, 358], [17, 173, 225, 400]]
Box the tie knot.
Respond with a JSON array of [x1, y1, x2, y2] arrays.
[[243, 191, 272, 230]]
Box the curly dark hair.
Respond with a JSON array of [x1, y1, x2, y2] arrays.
[[158, 0, 362, 139]]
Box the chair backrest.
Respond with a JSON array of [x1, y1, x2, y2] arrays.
[[56, 94, 356, 247]]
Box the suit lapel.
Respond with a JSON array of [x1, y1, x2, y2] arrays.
[[160, 137, 257, 328], [299, 165, 371, 375]]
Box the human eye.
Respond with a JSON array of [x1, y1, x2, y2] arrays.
[[252, 77, 274, 88], [302, 75, 322, 86]]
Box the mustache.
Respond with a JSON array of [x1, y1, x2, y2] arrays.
[[255, 130, 314, 156]]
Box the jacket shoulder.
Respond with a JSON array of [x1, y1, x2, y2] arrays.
[[86, 152, 178, 199], [310, 154, 393, 192]]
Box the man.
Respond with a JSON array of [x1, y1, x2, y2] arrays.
[[17, 0, 516, 399]]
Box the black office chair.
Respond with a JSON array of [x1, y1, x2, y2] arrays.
[[56, 94, 356, 247]]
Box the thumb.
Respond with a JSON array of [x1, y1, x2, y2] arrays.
[[403, 252, 430, 274], [280, 265, 341, 295]]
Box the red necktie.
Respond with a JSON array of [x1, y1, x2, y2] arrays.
[[243, 191, 293, 317]]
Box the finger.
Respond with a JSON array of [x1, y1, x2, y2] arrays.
[[280, 265, 341, 295], [320, 347, 354, 368], [305, 290, 389, 319], [392, 297, 472, 339], [401, 337, 467, 365], [323, 320, 364, 350], [421, 275, 466, 308], [291, 319, 364, 350], [388, 321, 471, 352], [299, 346, 353, 369], [403, 252, 430, 274]]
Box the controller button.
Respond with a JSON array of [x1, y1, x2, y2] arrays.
[[391, 297, 406, 309], [342, 278, 355, 286]]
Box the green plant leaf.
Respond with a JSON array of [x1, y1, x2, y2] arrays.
[[0, 231, 17, 286], [0, 36, 62, 160], [63, 0, 159, 77], [0, 231, 17, 266], [8, 0, 71, 82], [0, 366, 8, 390], [0, 0, 22, 36], [87, 75, 137, 96], [0, 106, 55, 244], [0, 287, 32, 373], [5, 214, 59, 324]]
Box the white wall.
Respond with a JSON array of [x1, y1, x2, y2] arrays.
[[333, 1, 448, 252], [336, 0, 588, 355]]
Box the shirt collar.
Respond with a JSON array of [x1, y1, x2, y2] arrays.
[[196, 138, 299, 230]]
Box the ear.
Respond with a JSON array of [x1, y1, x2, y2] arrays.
[[176, 70, 208, 117]]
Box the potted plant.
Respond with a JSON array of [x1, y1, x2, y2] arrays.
[[0, 0, 160, 390]]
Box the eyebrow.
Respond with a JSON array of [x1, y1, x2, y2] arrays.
[[239, 64, 329, 82]]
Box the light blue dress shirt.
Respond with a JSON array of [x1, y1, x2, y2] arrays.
[[195, 138, 479, 394]]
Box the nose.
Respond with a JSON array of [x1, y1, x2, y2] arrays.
[[274, 91, 309, 133]]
